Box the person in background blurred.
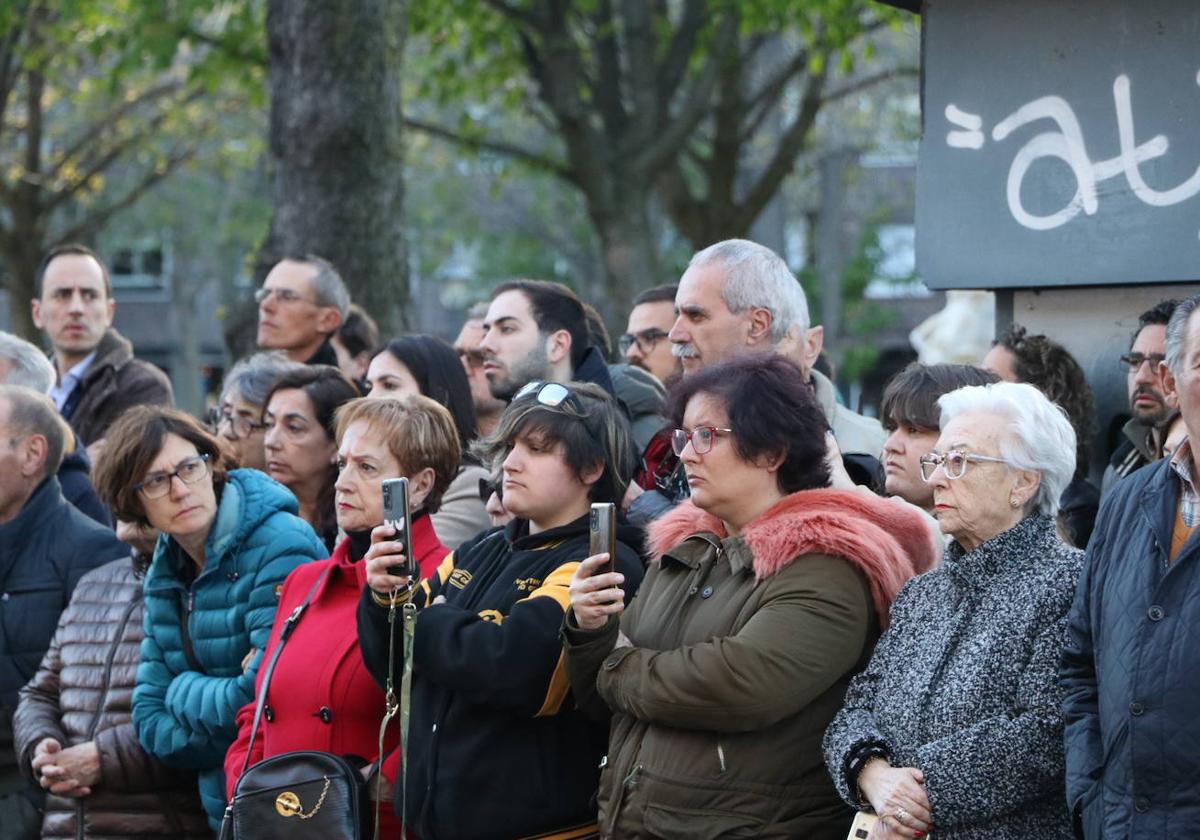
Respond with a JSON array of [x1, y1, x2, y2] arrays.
[[0, 332, 108, 525], [1101, 299, 1180, 496], [91, 406, 325, 830], [263, 366, 360, 549], [453, 302, 506, 437], [14, 518, 209, 839], [366, 335, 490, 548], [880, 363, 1000, 513], [619, 284, 680, 385], [225, 395, 460, 835], [330, 303, 380, 386], [215, 352, 304, 473], [983, 325, 1099, 547], [255, 256, 348, 366]]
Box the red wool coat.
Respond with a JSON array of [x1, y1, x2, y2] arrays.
[[224, 513, 451, 828]]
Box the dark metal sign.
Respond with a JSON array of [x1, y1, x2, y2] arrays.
[[916, 0, 1200, 289]]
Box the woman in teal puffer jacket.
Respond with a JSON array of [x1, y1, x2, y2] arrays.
[[93, 406, 325, 828]]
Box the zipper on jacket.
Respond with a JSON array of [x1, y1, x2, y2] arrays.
[[622, 764, 642, 790], [716, 738, 727, 774], [178, 588, 204, 673]]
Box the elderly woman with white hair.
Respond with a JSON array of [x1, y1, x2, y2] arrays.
[[823, 382, 1082, 840]]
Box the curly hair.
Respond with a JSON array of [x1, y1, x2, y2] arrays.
[[994, 324, 1094, 480]]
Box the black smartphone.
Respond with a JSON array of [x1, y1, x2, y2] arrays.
[[589, 502, 617, 575], [381, 477, 417, 579]]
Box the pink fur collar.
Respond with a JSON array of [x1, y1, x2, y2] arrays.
[[647, 490, 939, 627]]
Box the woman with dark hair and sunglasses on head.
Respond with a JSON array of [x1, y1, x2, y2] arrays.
[[262, 365, 360, 550], [89, 406, 325, 830], [357, 381, 645, 839], [564, 354, 939, 839], [366, 334, 492, 548]]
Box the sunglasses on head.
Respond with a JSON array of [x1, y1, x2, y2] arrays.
[[514, 381, 588, 416]]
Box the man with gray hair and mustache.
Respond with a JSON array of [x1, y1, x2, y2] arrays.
[[624, 238, 886, 525]]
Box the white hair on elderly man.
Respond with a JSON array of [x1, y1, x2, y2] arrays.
[[937, 381, 1077, 517], [0, 331, 56, 394], [688, 239, 810, 344]]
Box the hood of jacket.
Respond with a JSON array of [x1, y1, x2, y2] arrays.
[[647, 489, 939, 626], [572, 345, 616, 397]]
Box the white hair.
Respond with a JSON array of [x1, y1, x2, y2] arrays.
[[0, 331, 56, 394], [937, 381, 1076, 517], [1165, 293, 1200, 377], [688, 239, 810, 344]]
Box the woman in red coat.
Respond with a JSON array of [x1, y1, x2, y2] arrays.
[[224, 394, 462, 830]]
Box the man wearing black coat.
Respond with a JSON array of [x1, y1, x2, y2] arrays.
[[0, 386, 125, 839], [1063, 293, 1200, 839]]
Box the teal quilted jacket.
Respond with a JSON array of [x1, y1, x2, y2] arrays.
[[132, 469, 326, 827]]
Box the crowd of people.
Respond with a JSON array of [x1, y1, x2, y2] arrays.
[[0, 238, 1194, 840]]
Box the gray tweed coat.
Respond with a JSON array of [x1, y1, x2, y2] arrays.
[[823, 514, 1081, 840]]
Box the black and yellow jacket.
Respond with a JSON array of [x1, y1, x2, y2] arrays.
[[357, 514, 644, 840]]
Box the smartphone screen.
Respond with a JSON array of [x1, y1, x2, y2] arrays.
[[381, 477, 417, 579], [588, 502, 617, 575]]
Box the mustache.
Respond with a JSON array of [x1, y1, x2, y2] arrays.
[[1133, 385, 1165, 405], [671, 342, 699, 360]]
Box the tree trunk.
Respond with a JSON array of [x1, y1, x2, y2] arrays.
[[590, 191, 662, 323], [256, 0, 407, 336]]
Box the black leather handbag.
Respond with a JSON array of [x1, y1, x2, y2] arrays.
[[218, 570, 367, 840]]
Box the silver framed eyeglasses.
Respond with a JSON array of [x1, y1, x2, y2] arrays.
[[919, 449, 1009, 482], [671, 426, 733, 456], [135, 454, 211, 499], [254, 287, 315, 306]]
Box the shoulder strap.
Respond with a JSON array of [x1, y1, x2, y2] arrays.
[[238, 568, 330, 777]]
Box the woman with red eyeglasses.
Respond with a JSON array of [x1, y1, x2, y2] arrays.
[[564, 354, 939, 839]]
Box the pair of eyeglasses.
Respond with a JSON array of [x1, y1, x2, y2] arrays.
[[618, 328, 669, 356], [135, 454, 211, 499], [458, 348, 486, 370], [254, 286, 316, 306], [671, 426, 733, 457], [918, 449, 1009, 482], [1119, 352, 1166, 373], [514, 381, 588, 416], [217, 411, 266, 439]]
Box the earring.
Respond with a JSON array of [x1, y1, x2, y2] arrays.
[[1009, 496, 1021, 508]]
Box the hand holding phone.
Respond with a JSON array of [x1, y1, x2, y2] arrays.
[[589, 503, 617, 575], [382, 477, 418, 580]]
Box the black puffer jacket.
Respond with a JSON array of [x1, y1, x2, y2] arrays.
[[1062, 454, 1200, 838], [13, 558, 209, 837], [357, 514, 644, 839], [0, 477, 125, 797]]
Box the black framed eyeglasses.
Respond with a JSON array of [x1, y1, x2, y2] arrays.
[[1119, 352, 1166, 374], [671, 426, 733, 456], [135, 454, 211, 499], [618, 328, 669, 356], [918, 449, 1009, 482], [514, 381, 588, 416], [478, 477, 501, 504], [217, 410, 266, 439]]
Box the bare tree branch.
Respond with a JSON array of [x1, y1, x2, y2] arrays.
[[182, 25, 268, 68], [820, 65, 918, 104], [404, 116, 573, 181], [739, 47, 811, 143], [55, 147, 195, 243], [592, 0, 628, 139], [657, 0, 705, 111], [47, 79, 185, 181], [0, 0, 36, 132]]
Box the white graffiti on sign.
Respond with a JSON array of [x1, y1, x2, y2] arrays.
[[945, 72, 1200, 237]]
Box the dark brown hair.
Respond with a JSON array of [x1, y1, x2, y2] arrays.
[[881, 363, 1000, 432], [36, 244, 112, 298], [666, 354, 830, 494], [93, 406, 230, 528]]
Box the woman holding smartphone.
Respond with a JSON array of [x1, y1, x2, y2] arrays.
[[563, 355, 939, 839], [224, 395, 459, 831], [358, 381, 645, 839]]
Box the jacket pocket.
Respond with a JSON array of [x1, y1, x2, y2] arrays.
[[641, 803, 765, 838]]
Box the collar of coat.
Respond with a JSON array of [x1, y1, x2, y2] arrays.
[[941, 513, 1062, 584], [78, 328, 135, 386], [647, 489, 940, 627]]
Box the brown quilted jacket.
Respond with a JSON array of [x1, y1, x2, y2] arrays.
[[12, 557, 210, 838]]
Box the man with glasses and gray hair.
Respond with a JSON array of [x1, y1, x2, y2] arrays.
[[1101, 299, 1180, 497], [1063, 292, 1200, 839], [0, 385, 125, 837], [255, 255, 350, 366]]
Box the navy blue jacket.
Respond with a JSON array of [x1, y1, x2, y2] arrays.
[[0, 476, 125, 794], [58, 443, 111, 527], [1062, 455, 1200, 838]]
